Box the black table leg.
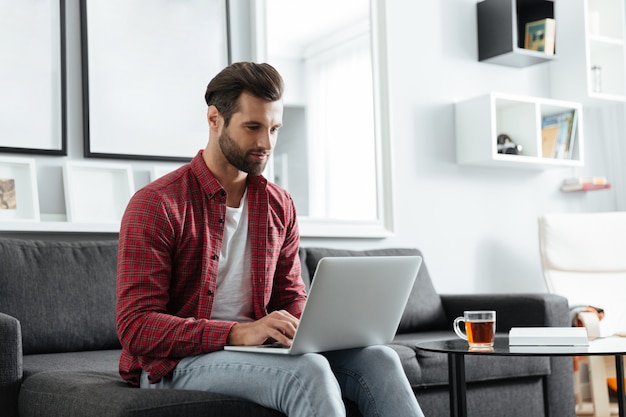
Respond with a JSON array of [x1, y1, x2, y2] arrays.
[[448, 352, 467, 417], [616, 355, 625, 417]]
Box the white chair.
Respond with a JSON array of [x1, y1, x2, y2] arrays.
[[538, 212, 626, 417]]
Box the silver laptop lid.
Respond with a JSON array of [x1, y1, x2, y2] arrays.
[[288, 255, 422, 354]]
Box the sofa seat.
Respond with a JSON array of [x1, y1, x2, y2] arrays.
[[19, 370, 286, 417], [390, 332, 551, 388], [20, 350, 359, 417], [21, 350, 287, 417]]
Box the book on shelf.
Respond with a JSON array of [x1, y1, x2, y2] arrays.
[[561, 177, 611, 192], [541, 110, 577, 159], [563, 176, 607, 185], [525, 18, 556, 55], [541, 124, 559, 158], [509, 327, 589, 346], [566, 110, 579, 159]]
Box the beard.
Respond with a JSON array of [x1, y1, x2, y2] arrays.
[[218, 129, 268, 176]]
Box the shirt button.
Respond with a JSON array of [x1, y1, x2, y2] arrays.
[[207, 289, 214, 296], [221, 191, 226, 197], [218, 218, 224, 224], [213, 254, 219, 261]]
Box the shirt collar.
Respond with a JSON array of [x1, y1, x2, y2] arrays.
[[191, 150, 268, 199]]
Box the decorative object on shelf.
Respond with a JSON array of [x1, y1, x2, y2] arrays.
[[63, 161, 135, 223], [524, 18, 556, 55], [496, 134, 523, 155], [80, 0, 229, 162], [560, 176, 611, 192], [0, 157, 40, 221], [0, 0, 67, 156], [541, 110, 578, 159]]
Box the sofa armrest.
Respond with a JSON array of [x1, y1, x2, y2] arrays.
[[0, 312, 22, 417], [440, 293, 570, 332]]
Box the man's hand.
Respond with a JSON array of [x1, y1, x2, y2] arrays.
[[227, 310, 299, 347]]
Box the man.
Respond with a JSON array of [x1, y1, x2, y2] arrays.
[[116, 62, 424, 417]]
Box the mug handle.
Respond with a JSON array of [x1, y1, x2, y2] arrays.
[[453, 316, 468, 341]]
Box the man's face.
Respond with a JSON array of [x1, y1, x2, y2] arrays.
[[218, 92, 283, 176]]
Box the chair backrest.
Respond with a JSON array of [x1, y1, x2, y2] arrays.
[[538, 212, 626, 336]]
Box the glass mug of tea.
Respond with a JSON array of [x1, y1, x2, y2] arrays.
[[453, 310, 496, 349]]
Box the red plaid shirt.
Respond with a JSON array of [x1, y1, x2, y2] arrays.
[[116, 151, 306, 385]]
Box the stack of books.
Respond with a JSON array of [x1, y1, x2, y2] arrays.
[[561, 176, 611, 192], [541, 110, 578, 159]]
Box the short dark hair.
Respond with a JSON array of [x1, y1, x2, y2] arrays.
[[204, 62, 284, 126]]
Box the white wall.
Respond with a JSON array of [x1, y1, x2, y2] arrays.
[[300, 0, 618, 295], [7, 0, 619, 294]]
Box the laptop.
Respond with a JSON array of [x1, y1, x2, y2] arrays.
[[224, 255, 422, 355]]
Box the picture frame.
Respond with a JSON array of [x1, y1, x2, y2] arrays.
[[80, 0, 230, 162], [0, 157, 40, 221], [63, 161, 135, 224], [0, 0, 67, 155]]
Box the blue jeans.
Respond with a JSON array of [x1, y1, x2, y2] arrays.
[[140, 345, 425, 417]]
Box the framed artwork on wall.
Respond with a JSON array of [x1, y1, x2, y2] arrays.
[[0, 157, 41, 222], [80, 0, 230, 162], [63, 161, 135, 224], [0, 0, 67, 156]]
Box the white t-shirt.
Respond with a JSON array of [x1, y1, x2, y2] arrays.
[[211, 192, 254, 322]]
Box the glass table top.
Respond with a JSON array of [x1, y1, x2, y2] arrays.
[[416, 335, 626, 357]]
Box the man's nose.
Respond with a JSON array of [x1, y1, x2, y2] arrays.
[[257, 130, 274, 149]]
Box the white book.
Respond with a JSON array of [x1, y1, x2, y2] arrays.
[[509, 327, 589, 346]]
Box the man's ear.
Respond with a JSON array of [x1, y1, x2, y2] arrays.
[[207, 105, 221, 130]]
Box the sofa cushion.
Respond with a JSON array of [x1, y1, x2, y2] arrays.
[[19, 371, 286, 417], [302, 247, 448, 332], [22, 349, 121, 379], [0, 238, 120, 354], [21, 349, 363, 417]]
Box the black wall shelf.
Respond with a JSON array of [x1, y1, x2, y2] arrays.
[[477, 0, 556, 67]]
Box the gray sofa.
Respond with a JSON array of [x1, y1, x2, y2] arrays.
[[0, 238, 575, 417]]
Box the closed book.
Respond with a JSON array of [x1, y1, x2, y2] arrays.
[[541, 110, 576, 159], [509, 327, 589, 346], [541, 125, 559, 157], [565, 110, 578, 158], [560, 182, 611, 192]]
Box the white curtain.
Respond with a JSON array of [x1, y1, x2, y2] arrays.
[[305, 32, 378, 220]]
